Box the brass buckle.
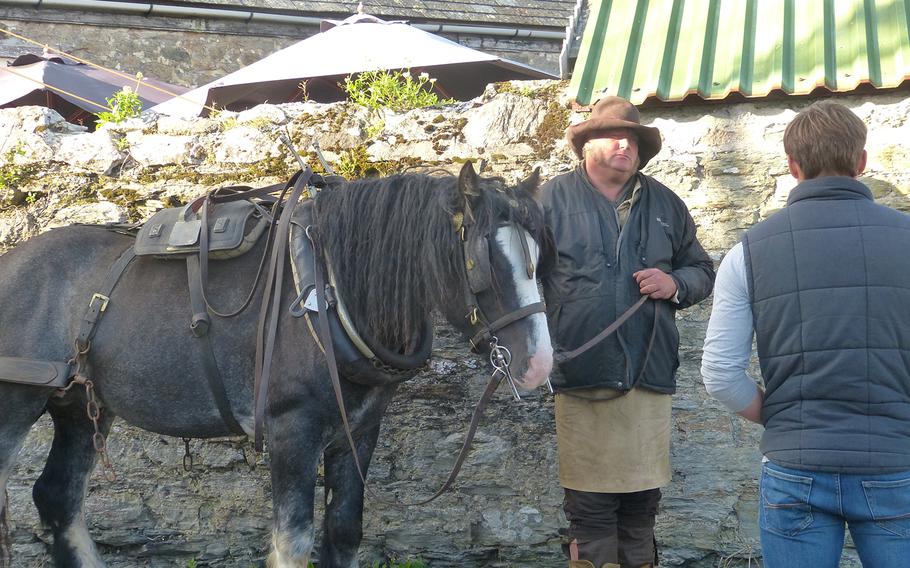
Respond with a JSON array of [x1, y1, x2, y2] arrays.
[[90, 293, 110, 313]]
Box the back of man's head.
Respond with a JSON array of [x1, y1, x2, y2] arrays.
[[783, 100, 867, 179]]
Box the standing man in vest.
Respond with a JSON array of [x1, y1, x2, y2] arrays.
[[701, 100, 910, 567], [541, 96, 715, 568]]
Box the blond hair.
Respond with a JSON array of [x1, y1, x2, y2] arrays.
[[783, 100, 866, 179]]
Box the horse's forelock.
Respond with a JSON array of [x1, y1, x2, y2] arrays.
[[473, 174, 547, 242]]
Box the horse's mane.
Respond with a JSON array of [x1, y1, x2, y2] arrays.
[[312, 170, 546, 353]]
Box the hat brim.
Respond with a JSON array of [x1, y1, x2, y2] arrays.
[[566, 117, 662, 169]]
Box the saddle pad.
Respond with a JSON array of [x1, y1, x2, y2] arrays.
[[134, 200, 267, 259], [0, 357, 71, 388]]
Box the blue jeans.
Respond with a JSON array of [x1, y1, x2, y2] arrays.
[[759, 461, 910, 567]]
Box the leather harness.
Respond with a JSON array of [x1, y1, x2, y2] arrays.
[[1, 165, 653, 504]]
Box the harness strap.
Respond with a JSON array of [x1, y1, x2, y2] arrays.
[[75, 246, 137, 352], [310, 227, 505, 506], [187, 181, 286, 214], [197, 194, 276, 319], [515, 221, 535, 279], [186, 255, 211, 337], [186, 256, 245, 435], [253, 170, 310, 451], [469, 301, 546, 349]]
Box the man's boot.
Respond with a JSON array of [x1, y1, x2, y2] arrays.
[[568, 561, 596, 568]]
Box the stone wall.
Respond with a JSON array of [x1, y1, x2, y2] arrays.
[[2, 83, 909, 567], [0, 8, 564, 87]]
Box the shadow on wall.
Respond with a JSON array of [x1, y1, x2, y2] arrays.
[[861, 176, 910, 212]]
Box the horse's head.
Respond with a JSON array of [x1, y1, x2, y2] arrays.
[[440, 162, 554, 391]]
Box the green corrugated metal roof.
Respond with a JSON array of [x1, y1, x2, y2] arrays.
[[569, 0, 910, 105]]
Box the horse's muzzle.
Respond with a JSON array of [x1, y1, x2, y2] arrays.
[[519, 347, 553, 390]]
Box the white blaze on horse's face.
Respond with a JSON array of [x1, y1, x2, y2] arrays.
[[494, 225, 553, 389]]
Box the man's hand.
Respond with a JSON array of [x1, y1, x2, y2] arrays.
[[633, 268, 677, 300]]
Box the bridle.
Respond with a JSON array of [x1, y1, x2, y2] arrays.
[[454, 211, 554, 400], [306, 205, 554, 507]]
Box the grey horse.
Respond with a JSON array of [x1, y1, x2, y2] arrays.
[[0, 162, 554, 567]]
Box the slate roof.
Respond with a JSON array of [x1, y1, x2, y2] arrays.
[[159, 0, 579, 29]]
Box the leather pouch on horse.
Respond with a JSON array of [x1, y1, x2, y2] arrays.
[[287, 201, 432, 387], [133, 200, 268, 260]]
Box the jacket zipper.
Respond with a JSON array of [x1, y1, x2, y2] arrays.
[[609, 203, 634, 389]]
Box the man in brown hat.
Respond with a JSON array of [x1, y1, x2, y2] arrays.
[[539, 96, 715, 568]]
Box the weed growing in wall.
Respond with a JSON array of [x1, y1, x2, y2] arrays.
[[342, 69, 452, 113], [95, 73, 145, 127]]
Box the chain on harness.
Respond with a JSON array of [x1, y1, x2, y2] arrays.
[[64, 338, 117, 482]]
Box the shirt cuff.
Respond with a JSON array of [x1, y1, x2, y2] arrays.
[[670, 274, 681, 304]]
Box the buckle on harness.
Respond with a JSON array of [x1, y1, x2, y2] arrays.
[[89, 293, 110, 312]]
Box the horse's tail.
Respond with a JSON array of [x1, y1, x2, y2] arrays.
[[0, 488, 10, 568]]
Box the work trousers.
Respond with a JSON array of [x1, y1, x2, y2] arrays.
[[563, 487, 661, 567]]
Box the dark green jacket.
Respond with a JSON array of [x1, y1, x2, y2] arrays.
[[541, 166, 715, 392]]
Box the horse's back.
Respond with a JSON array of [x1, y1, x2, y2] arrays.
[[0, 226, 132, 360]]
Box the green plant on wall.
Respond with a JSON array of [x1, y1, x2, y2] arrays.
[[95, 73, 145, 127], [333, 145, 378, 179], [0, 143, 38, 205], [341, 69, 452, 113]]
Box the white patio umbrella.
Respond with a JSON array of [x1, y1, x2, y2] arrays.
[[151, 13, 555, 117]]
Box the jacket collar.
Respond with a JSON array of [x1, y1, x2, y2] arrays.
[[787, 176, 873, 206]]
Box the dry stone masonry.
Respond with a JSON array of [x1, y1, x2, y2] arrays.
[[2, 82, 909, 567]]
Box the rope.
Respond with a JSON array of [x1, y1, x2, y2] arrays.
[[0, 27, 220, 114]]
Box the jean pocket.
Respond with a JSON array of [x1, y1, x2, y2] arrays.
[[760, 464, 814, 536], [862, 476, 910, 537]]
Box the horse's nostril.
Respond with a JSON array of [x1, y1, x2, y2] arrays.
[[521, 350, 553, 389]]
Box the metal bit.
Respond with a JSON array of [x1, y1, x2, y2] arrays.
[[489, 338, 521, 401]]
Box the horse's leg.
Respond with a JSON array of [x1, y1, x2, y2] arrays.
[[319, 424, 381, 568], [32, 392, 114, 568], [266, 422, 322, 568], [0, 386, 50, 568]]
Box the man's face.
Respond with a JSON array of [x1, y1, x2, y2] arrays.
[[584, 128, 640, 178]]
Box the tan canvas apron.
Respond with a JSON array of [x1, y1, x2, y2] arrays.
[[556, 387, 671, 493]]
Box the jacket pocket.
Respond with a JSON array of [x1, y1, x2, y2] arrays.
[[760, 463, 814, 537], [862, 476, 910, 537]]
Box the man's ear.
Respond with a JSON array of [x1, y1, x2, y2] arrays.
[[787, 155, 804, 181], [855, 149, 867, 177]]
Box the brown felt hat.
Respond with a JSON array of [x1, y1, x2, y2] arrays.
[[566, 96, 662, 169]]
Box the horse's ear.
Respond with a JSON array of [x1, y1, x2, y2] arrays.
[[457, 161, 482, 214], [517, 167, 542, 198], [458, 161, 481, 197]]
